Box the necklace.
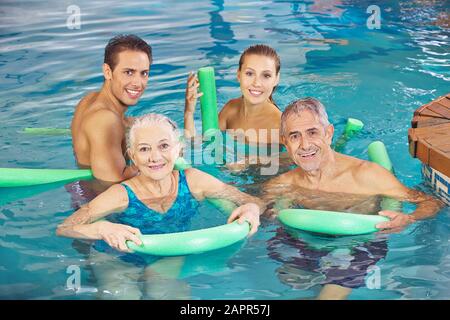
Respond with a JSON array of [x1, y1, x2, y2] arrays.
[[128, 172, 179, 214], [133, 172, 178, 203]]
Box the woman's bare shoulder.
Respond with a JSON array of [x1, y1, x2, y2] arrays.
[[221, 98, 241, 115]]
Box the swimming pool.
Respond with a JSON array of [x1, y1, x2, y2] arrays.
[[1, 0, 449, 300]]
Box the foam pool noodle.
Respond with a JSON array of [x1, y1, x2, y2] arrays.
[[198, 67, 220, 138], [22, 128, 71, 136], [367, 141, 402, 212], [333, 118, 364, 152]]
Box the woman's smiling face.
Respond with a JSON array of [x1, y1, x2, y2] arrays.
[[129, 124, 180, 180], [237, 54, 280, 105]]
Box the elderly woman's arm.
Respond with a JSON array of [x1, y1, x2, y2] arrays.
[[56, 184, 142, 252], [185, 168, 265, 236]]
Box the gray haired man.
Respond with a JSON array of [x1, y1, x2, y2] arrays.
[[263, 97, 443, 300], [264, 97, 442, 231]]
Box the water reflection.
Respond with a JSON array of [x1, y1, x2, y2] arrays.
[[200, 0, 239, 65]]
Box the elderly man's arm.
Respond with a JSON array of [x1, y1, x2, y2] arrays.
[[260, 174, 297, 219], [362, 163, 444, 230]]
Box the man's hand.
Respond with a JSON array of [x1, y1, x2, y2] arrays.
[[227, 203, 261, 237], [376, 210, 416, 234]]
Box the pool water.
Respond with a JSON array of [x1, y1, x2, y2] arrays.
[[1, 0, 449, 299]]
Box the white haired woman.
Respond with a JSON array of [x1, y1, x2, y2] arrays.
[[56, 113, 263, 299]]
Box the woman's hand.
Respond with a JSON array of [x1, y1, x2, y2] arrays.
[[97, 221, 143, 253], [185, 72, 203, 114], [227, 203, 261, 237]]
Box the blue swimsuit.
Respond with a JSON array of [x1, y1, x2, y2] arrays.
[[115, 171, 198, 234], [93, 171, 199, 265]]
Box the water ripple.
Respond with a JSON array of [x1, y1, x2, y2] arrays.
[[0, 0, 449, 300]]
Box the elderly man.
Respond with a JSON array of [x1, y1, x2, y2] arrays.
[[264, 97, 443, 227], [263, 97, 444, 299]]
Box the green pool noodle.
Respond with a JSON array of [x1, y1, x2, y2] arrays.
[[127, 156, 247, 257], [333, 118, 364, 152], [279, 209, 389, 236], [198, 67, 220, 136], [0, 157, 192, 188], [23, 128, 71, 136], [368, 141, 393, 173], [127, 221, 250, 256], [174, 157, 192, 171], [367, 141, 402, 212], [0, 168, 93, 187], [207, 198, 238, 215], [344, 118, 364, 136]]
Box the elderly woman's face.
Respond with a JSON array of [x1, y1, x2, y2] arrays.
[[130, 124, 180, 180]]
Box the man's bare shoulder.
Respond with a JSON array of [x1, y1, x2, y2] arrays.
[[84, 108, 123, 132], [335, 152, 371, 176], [76, 92, 99, 107], [334, 151, 364, 167], [76, 92, 118, 118], [73, 92, 100, 118], [336, 152, 398, 191], [351, 156, 384, 178], [74, 92, 118, 126], [266, 168, 298, 186]]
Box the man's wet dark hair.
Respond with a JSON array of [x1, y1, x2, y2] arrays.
[[104, 34, 152, 71]]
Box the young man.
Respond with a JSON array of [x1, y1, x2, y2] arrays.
[[71, 34, 152, 183]]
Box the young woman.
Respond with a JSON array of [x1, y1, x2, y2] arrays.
[[184, 44, 281, 145], [57, 113, 263, 299]]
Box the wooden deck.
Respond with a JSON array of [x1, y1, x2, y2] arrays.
[[408, 93, 450, 178]]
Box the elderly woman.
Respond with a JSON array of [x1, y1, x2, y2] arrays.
[[57, 113, 263, 299]]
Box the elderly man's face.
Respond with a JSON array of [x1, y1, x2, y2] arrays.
[[282, 109, 334, 172]]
